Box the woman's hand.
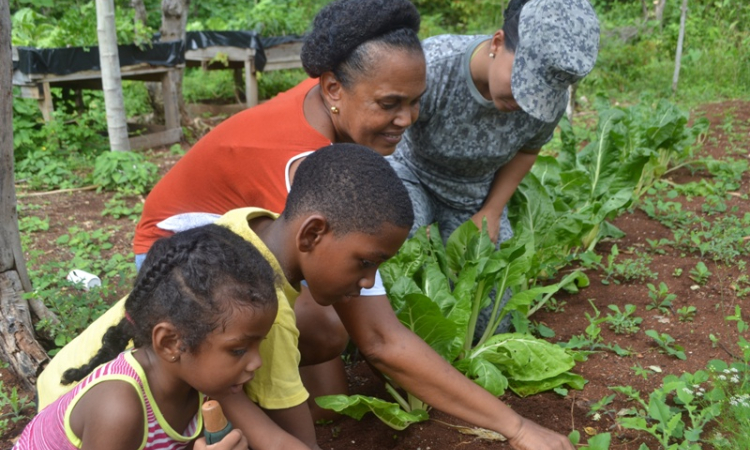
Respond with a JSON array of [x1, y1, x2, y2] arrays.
[[470, 210, 501, 243], [506, 417, 574, 450], [194, 429, 248, 450]]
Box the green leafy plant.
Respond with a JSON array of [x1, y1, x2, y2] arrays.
[[647, 282, 676, 313], [92, 151, 159, 195], [706, 359, 750, 450], [677, 306, 697, 322], [18, 215, 50, 233], [732, 275, 750, 298], [568, 430, 612, 450], [102, 194, 144, 221], [0, 380, 36, 424], [631, 364, 660, 381], [646, 238, 673, 254], [317, 222, 587, 429], [601, 245, 657, 285], [689, 262, 712, 285], [606, 304, 642, 335], [559, 300, 631, 357], [645, 330, 686, 360]]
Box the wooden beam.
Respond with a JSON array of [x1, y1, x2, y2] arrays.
[[128, 127, 181, 150]]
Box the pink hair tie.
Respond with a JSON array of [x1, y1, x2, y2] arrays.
[[124, 312, 135, 326]]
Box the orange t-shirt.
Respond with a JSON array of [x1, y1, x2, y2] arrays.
[[133, 78, 329, 254]]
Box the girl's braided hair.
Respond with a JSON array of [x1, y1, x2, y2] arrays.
[[301, 0, 423, 87], [62, 224, 277, 384]]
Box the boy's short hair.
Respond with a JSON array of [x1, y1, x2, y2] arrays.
[[282, 143, 414, 235]]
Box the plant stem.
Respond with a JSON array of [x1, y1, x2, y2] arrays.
[[385, 383, 411, 412]]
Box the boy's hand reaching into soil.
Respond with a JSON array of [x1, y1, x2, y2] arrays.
[[506, 417, 574, 450], [194, 429, 248, 450]]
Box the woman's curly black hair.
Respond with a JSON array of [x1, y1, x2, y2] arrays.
[[61, 224, 278, 385], [301, 0, 423, 87]]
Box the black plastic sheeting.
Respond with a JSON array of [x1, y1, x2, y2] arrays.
[[186, 30, 266, 71], [15, 40, 185, 76], [14, 32, 304, 76]]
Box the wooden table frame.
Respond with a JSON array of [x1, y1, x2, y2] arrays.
[[184, 41, 303, 108], [12, 47, 183, 150]]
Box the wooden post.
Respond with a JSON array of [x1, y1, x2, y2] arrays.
[[38, 82, 54, 122], [672, 0, 689, 94], [244, 58, 258, 108], [162, 69, 180, 131]]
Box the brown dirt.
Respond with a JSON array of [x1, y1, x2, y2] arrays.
[[2, 100, 749, 449]]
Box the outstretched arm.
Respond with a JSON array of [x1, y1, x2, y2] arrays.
[[217, 393, 317, 450], [473, 150, 539, 242], [333, 294, 573, 450]]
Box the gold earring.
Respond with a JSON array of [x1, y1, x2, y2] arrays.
[[171, 356, 178, 362], [489, 53, 495, 59], [330, 106, 339, 114]]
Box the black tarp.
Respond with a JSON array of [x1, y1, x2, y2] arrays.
[[185, 31, 304, 73], [14, 33, 305, 76], [186, 30, 266, 71], [15, 40, 185, 76]]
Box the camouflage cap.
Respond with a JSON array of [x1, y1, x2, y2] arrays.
[[511, 0, 600, 123]]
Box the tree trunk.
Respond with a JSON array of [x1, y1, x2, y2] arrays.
[[131, 0, 148, 25], [672, 0, 689, 94], [96, 0, 131, 151], [654, 0, 667, 29], [161, 0, 190, 125], [0, 0, 49, 391]]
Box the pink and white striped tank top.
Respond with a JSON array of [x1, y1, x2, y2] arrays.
[[14, 350, 203, 450]]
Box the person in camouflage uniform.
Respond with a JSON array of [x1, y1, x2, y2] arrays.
[[388, 0, 600, 337]]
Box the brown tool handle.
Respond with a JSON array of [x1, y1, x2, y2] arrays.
[[202, 400, 229, 433]]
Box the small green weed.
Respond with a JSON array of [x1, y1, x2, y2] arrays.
[[92, 151, 159, 195], [678, 306, 697, 322], [689, 262, 712, 285], [102, 194, 144, 221], [559, 300, 631, 357], [706, 359, 750, 450], [606, 304, 642, 335], [732, 275, 750, 298], [18, 215, 50, 233], [646, 238, 672, 255], [601, 245, 657, 285], [645, 329, 686, 360], [0, 380, 36, 424], [646, 282, 676, 313], [543, 297, 567, 313]]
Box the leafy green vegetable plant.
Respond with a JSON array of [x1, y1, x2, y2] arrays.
[[317, 222, 587, 429]]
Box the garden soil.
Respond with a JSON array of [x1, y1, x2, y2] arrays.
[[2, 100, 749, 450]]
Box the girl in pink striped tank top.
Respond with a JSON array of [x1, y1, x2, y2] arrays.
[[15, 224, 278, 450]]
